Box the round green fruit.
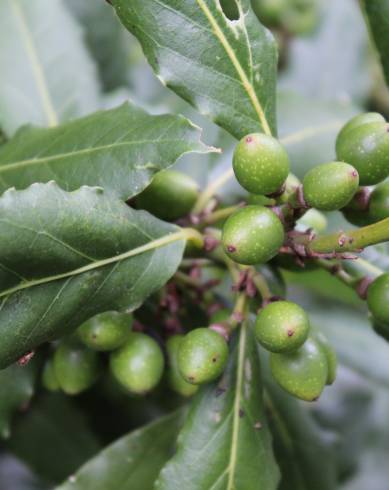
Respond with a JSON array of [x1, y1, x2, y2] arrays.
[[277, 173, 301, 204], [255, 301, 310, 353], [246, 194, 273, 206], [110, 332, 164, 394], [222, 206, 285, 265], [336, 113, 386, 150], [336, 122, 389, 185], [303, 162, 359, 211], [313, 331, 337, 385], [251, 0, 286, 24], [371, 318, 389, 342], [270, 337, 328, 401], [135, 170, 198, 221], [77, 311, 132, 351], [369, 182, 389, 222], [178, 328, 228, 385], [42, 359, 60, 392], [53, 342, 100, 395], [367, 273, 389, 325], [232, 133, 290, 195], [166, 335, 199, 397]]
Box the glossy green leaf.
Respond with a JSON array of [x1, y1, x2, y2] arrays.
[[0, 0, 100, 136], [155, 323, 280, 490], [0, 359, 39, 439], [112, 0, 278, 139], [263, 362, 338, 490], [55, 410, 184, 490], [0, 102, 211, 200], [362, 0, 389, 86], [0, 182, 186, 368], [8, 393, 101, 484]]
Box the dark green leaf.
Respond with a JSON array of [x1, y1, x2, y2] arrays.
[[0, 0, 100, 136], [0, 359, 39, 439], [155, 323, 280, 490], [0, 182, 186, 367], [362, 0, 389, 86], [112, 0, 278, 139], [0, 102, 211, 200], [55, 410, 184, 490], [7, 393, 101, 484], [264, 373, 338, 490]]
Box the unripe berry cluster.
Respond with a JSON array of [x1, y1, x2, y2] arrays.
[[255, 300, 336, 401]]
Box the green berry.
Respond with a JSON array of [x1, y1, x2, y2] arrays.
[[369, 182, 389, 222], [110, 332, 164, 394], [42, 359, 60, 392], [313, 331, 337, 385], [336, 113, 386, 151], [255, 301, 310, 353], [367, 273, 389, 325], [77, 311, 132, 351], [270, 337, 328, 401], [166, 335, 199, 397], [135, 170, 198, 221], [178, 328, 228, 385], [252, 0, 286, 24], [296, 209, 327, 234], [341, 188, 373, 226], [371, 317, 389, 342], [53, 342, 100, 395], [222, 206, 285, 265], [232, 133, 290, 195], [246, 194, 273, 206], [336, 122, 389, 185], [303, 162, 359, 211]]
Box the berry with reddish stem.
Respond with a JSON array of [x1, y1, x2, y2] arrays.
[[166, 335, 199, 397]]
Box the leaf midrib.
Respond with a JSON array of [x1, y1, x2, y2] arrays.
[[0, 230, 186, 300], [195, 0, 272, 136], [11, 0, 58, 127], [0, 138, 191, 174]]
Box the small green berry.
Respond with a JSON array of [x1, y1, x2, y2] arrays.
[[166, 335, 199, 397], [341, 188, 373, 226], [313, 331, 337, 385], [369, 182, 389, 222], [178, 328, 228, 385], [252, 0, 286, 24], [255, 301, 310, 353], [53, 342, 100, 395], [222, 205, 285, 265], [296, 209, 327, 234], [110, 332, 164, 394], [135, 170, 198, 221], [42, 359, 60, 392], [77, 311, 132, 351], [233, 133, 290, 195], [303, 162, 359, 211], [270, 337, 328, 402], [336, 122, 389, 185], [371, 317, 389, 342], [367, 273, 389, 325], [336, 112, 386, 150], [246, 194, 273, 206]]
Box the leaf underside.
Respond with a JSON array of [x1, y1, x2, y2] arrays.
[[0, 182, 185, 368], [0, 102, 210, 200], [0, 0, 100, 136], [112, 0, 278, 139]]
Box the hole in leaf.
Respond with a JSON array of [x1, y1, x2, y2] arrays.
[[220, 0, 240, 20]]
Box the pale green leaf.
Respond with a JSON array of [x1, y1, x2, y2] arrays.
[[362, 0, 389, 86], [0, 102, 211, 200], [0, 182, 186, 367], [112, 0, 278, 139], [0, 0, 100, 136], [155, 323, 280, 490], [55, 410, 184, 490]]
